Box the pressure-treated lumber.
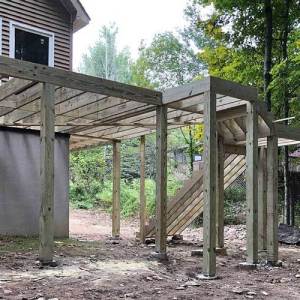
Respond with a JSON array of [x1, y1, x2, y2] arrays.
[[139, 135, 146, 243], [216, 136, 225, 249], [112, 141, 121, 238], [0, 56, 162, 105], [267, 135, 279, 264], [155, 105, 168, 255], [202, 90, 217, 277], [39, 83, 55, 264], [258, 147, 267, 251], [245, 102, 259, 264]]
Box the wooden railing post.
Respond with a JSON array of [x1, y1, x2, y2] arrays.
[[245, 102, 259, 264], [202, 89, 217, 277], [39, 83, 55, 264], [267, 135, 279, 264], [112, 140, 121, 238], [216, 136, 225, 249], [155, 105, 168, 258], [258, 147, 267, 252], [140, 135, 146, 243]]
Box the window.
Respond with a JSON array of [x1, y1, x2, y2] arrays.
[[9, 22, 54, 66]]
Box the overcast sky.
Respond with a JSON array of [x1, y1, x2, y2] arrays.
[[73, 0, 188, 70]]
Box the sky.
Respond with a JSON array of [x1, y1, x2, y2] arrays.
[[73, 0, 188, 70]]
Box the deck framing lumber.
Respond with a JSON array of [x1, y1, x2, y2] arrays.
[[267, 134, 279, 264], [202, 89, 217, 277], [0, 56, 162, 105], [139, 135, 146, 243], [155, 105, 168, 255], [112, 140, 121, 238], [245, 102, 259, 264], [39, 83, 55, 264]]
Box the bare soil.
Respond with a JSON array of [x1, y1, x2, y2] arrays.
[[0, 209, 300, 300]]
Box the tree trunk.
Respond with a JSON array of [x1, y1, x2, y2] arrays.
[[264, 0, 273, 111], [188, 126, 194, 173], [282, 0, 292, 225]]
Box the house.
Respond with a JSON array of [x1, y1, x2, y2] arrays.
[[0, 0, 89, 237], [0, 0, 90, 70]]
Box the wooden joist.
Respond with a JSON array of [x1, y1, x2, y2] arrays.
[[0, 56, 162, 105]]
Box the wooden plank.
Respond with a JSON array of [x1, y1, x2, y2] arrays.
[[112, 141, 121, 238], [0, 56, 162, 105], [202, 90, 217, 277], [0, 79, 34, 102], [224, 144, 246, 155], [267, 135, 279, 264], [258, 147, 267, 251], [245, 102, 259, 264], [39, 83, 55, 264], [275, 123, 300, 142], [211, 76, 258, 102], [155, 105, 168, 255], [216, 136, 225, 249], [163, 78, 210, 104], [139, 135, 146, 243]]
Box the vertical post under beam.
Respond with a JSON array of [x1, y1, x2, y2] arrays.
[[112, 140, 121, 238], [245, 102, 259, 264], [216, 136, 225, 249], [155, 105, 168, 257], [267, 135, 279, 264], [140, 135, 146, 243], [258, 147, 267, 252], [203, 90, 217, 277], [39, 83, 55, 264]]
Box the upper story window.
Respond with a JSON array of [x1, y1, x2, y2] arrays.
[[9, 21, 54, 67]]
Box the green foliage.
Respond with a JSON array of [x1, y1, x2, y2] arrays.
[[69, 148, 105, 209], [79, 23, 132, 83], [224, 186, 246, 225], [131, 32, 204, 90]]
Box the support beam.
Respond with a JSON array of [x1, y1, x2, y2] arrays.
[[155, 105, 168, 257], [139, 135, 146, 243], [112, 140, 121, 238], [245, 102, 259, 264], [267, 135, 279, 264], [39, 83, 55, 264], [202, 90, 217, 277], [258, 147, 267, 252], [216, 136, 225, 249], [0, 56, 162, 105]]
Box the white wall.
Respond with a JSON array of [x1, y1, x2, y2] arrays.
[[0, 127, 69, 237]]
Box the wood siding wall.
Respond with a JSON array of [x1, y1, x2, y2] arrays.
[[0, 0, 73, 70]]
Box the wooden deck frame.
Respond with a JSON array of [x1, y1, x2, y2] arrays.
[[0, 56, 299, 275]]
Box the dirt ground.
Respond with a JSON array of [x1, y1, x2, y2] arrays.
[[0, 209, 300, 300]]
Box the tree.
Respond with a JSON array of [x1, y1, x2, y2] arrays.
[[131, 32, 204, 90], [79, 24, 132, 83], [184, 0, 300, 224]]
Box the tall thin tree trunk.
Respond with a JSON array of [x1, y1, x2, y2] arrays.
[[264, 0, 273, 111], [282, 0, 292, 225]]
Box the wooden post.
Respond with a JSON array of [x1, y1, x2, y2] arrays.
[[267, 135, 279, 264], [245, 102, 258, 264], [140, 135, 146, 243], [203, 90, 217, 277], [112, 140, 121, 238], [39, 83, 55, 264], [155, 105, 168, 257], [216, 136, 225, 249], [258, 147, 267, 252]]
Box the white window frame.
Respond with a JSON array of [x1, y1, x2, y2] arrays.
[[9, 21, 55, 67]]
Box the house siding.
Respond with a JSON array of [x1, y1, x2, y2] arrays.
[[0, 0, 73, 70]]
